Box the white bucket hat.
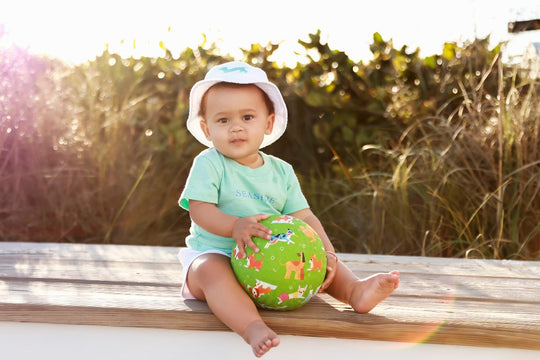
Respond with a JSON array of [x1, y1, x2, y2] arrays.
[[186, 61, 287, 148]]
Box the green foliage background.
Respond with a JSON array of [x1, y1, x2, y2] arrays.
[[1, 32, 539, 259]]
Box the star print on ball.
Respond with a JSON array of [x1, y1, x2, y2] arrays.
[[231, 215, 327, 310]]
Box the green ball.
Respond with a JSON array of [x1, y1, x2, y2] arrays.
[[231, 214, 327, 310]]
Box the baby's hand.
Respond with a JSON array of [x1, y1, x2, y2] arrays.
[[232, 214, 272, 258]]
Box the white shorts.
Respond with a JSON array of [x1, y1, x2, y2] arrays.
[[177, 248, 231, 299]]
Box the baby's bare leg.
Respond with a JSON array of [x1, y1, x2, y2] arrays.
[[186, 253, 280, 357], [325, 261, 399, 313]]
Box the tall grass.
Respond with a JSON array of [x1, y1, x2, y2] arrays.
[[1, 38, 538, 259], [0, 49, 197, 245], [304, 56, 539, 260]]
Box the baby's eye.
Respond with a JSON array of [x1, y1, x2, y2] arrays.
[[217, 118, 229, 124], [243, 115, 254, 121]]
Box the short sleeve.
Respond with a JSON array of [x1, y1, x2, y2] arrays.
[[281, 165, 309, 214], [178, 152, 222, 210]]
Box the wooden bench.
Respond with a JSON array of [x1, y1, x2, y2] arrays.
[[1, 242, 539, 352]]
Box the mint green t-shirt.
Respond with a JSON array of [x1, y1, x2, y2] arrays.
[[179, 148, 309, 254]]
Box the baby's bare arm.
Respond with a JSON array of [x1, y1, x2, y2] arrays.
[[189, 200, 238, 237], [289, 208, 338, 290], [289, 208, 335, 252], [189, 200, 271, 257]]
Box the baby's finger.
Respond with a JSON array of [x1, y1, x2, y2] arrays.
[[244, 236, 260, 253], [241, 235, 259, 252], [253, 213, 269, 222], [235, 240, 247, 258], [319, 266, 335, 292], [253, 226, 272, 240]]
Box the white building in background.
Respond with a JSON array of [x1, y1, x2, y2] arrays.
[[504, 19, 540, 77], [520, 41, 540, 77]]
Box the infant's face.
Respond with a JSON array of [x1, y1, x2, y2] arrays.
[[200, 85, 275, 167]]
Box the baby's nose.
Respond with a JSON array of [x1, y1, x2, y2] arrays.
[[230, 120, 244, 131]]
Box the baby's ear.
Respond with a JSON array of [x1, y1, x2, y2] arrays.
[[265, 114, 275, 135], [200, 120, 211, 140]]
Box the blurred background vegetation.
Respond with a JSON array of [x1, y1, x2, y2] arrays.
[[1, 31, 538, 260]]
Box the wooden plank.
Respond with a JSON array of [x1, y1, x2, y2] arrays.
[[1, 286, 538, 350], [1, 259, 537, 304], [0, 258, 181, 286], [1, 281, 539, 349], [508, 19, 540, 33], [0, 242, 180, 263], [2, 243, 537, 285], [0, 242, 539, 350], [1, 242, 537, 278], [2, 278, 538, 327], [1, 243, 537, 302], [339, 254, 540, 279]]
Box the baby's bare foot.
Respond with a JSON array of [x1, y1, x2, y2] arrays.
[[243, 320, 280, 357], [349, 270, 400, 313]]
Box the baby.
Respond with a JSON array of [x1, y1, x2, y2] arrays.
[[178, 61, 400, 357]]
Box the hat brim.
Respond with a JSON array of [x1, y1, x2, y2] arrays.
[[187, 80, 287, 149]]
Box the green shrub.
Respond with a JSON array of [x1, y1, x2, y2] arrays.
[[1, 34, 538, 259]]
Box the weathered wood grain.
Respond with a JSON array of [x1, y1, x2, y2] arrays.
[[0, 242, 538, 350]]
